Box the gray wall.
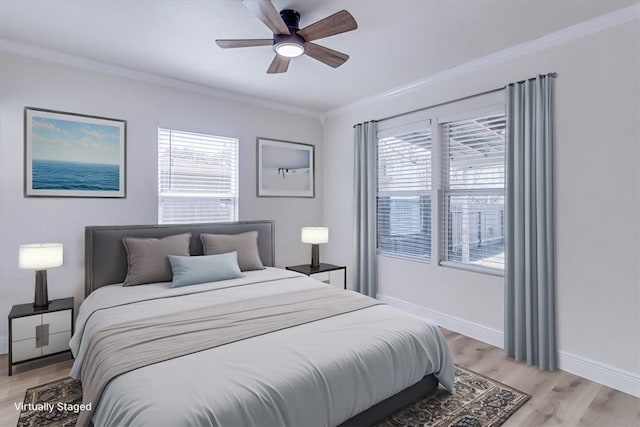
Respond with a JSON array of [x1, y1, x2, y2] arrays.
[[322, 20, 640, 382], [0, 52, 324, 352]]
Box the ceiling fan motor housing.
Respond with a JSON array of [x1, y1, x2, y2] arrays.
[[273, 9, 306, 57], [279, 9, 301, 30]]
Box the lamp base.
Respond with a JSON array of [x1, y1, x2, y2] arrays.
[[310, 244, 320, 269], [34, 270, 49, 308]]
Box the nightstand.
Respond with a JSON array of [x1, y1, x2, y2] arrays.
[[286, 263, 347, 290], [8, 297, 74, 376]]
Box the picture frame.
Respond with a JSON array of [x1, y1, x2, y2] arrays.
[[24, 107, 126, 198], [257, 138, 314, 198]]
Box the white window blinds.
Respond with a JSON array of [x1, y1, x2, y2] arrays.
[[158, 128, 238, 224], [376, 120, 432, 260], [440, 112, 506, 270]]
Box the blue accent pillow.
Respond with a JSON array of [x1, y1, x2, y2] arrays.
[[168, 251, 243, 288]]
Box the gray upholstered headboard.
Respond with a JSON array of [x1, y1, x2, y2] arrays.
[[84, 220, 275, 296]]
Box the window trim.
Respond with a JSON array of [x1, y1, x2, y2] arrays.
[[157, 127, 239, 224], [376, 118, 433, 261], [437, 106, 506, 274], [439, 260, 505, 277], [374, 97, 507, 276]]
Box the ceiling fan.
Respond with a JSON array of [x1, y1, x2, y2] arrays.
[[215, 0, 358, 74]]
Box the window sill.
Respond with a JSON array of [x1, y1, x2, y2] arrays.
[[439, 261, 504, 277]]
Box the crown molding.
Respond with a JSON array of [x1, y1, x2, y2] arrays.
[[2, 2, 638, 122], [0, 38, 322, 119], [324, 3, 640, 119]]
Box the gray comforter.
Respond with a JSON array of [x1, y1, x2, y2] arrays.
[[71, 268, 454, 426]]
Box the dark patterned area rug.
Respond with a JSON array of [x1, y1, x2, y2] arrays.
[[377, 367, 530, 427], [18, 367, 529, 426], [17, 377, 81, 427]]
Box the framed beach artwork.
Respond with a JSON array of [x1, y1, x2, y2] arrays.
[[257, 138, 314, 197], [24, 108, 126, 198]]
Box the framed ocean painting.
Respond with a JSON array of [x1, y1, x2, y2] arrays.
[[257, 138, 314, 197], [24, 108, 126, 198]]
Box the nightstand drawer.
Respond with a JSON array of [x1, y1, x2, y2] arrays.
[[311, 271, 330, 283], [329, 269, 345, 288], [8, 297, 75, 375], [43, 310, 72, 334], [12, 338, 41, 362], [12, 316, 42, 341], [42, 331, 71, 355]]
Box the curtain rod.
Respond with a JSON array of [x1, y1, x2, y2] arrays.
[[363, 72, 557, 125]]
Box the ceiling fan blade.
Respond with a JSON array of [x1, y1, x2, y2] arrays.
[[267, 54, 290, 74], [304, 43, 349, 68], [297, 10, 357, 42], [215, 39, 273, 48], [242, 0, 290, 35]]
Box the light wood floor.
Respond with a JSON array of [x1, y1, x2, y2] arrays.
[[0, 330, 638, 426]]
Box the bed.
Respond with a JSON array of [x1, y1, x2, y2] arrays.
[[71, 221, 454, 426]]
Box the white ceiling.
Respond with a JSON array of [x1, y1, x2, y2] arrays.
[[0, 0, 634, 113]]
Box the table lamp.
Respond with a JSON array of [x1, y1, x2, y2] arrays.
[[301, 227, 328, 268], [19, 243, 63, 308]]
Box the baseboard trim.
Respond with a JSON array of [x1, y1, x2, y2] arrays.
[[558, 351, 640, 398], [377, 293, 640, 398], [376, 293, 503, 348], [0, 335, 7, 355]]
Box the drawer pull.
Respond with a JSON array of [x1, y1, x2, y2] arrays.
[[35, 323, 49, 348]]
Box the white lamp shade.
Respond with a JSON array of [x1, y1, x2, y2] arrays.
[[19, 243, 63, 269], [301, 227, 329, 244]]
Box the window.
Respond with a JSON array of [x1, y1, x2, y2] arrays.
[[440, 112, 506, 271], [376, 120, 432, 260], [373, 97, 506, 275], [158, 128, 238, 224]]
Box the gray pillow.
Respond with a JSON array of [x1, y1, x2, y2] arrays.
[[200, 231, 264, 271], [122, 233, 191, 286]]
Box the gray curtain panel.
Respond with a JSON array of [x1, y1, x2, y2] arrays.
[[353, 121, 378, 297], [504, 75, 556, 370]]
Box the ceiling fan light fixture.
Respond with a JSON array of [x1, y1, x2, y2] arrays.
[[216, 2, 357, 74], [274, 41, 305, 57]]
